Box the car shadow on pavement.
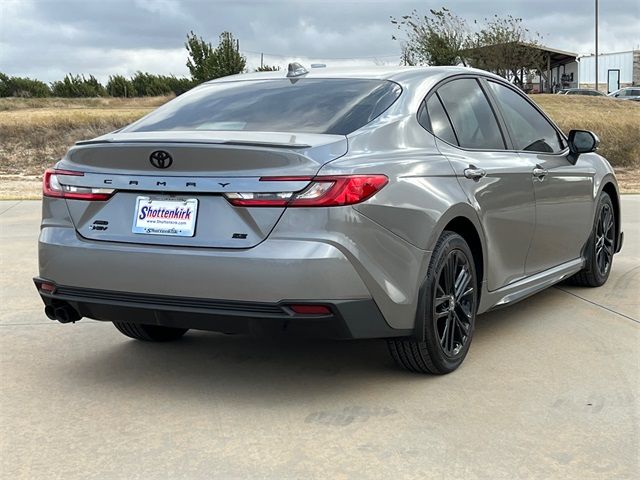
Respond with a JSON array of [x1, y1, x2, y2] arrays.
[[61, 288, 560, 402]]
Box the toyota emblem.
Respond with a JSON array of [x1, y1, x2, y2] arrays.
[[149, 150, 173, 169]]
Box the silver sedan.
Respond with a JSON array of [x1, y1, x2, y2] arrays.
[[34, 65, 623, 374]]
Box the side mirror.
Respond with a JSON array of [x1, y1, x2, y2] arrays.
[[567, 130, 600, 164]]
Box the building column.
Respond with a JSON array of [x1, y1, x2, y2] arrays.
[[547, 54, 551, 93]]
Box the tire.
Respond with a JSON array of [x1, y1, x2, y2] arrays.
[[388, 231, 478, 374], [113, 322, 188, 342], [566, 192, 616, 287]]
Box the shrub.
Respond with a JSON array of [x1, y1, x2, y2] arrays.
[[106, 75, 136, 97], [0, 73, 51, 97], [130, 72, 195, 97], [131, 72, 172, 96], [50, 74, 107, 97], [163, 75, 196, 95]]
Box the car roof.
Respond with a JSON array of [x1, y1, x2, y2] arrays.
[[204, 65, 503, 86]]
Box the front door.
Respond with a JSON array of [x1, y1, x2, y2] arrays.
[[523, 153, 595, 275], [483, 80, 594, 276]]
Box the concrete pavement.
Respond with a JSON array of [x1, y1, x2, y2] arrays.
[[1, 198, 638, 479]]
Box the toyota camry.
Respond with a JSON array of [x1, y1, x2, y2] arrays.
[[34, 64, 623, 374]]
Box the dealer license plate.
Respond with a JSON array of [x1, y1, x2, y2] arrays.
[[132, 197, 198, 237]]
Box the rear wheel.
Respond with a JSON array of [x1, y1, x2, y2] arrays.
[[388, 231, 478, 374], [113, 322, 188, 342], [567, 192, 616, 287]]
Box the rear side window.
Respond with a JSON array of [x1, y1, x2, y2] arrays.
[[435, 79, 505, 150], [123, 79, 402, 135], [487, 81, 565, 153], [422, 95, 458, 145]]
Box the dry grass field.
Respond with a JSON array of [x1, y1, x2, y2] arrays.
[[0, 93, 638, 199], [0, 96, 171, 112], [0, 96, 170, 177]]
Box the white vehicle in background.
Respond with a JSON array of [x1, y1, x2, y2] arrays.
[[608, 87, 640, 101]]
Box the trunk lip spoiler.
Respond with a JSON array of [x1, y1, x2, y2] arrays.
[[75, 139, 313, 149]]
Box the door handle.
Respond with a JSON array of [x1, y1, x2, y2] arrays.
[[533, 165, 548, 180], [464, 165, 486, 180]]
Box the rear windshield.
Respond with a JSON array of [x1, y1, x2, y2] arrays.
[[122, 79, 402, 135]]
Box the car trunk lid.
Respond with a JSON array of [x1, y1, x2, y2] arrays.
[[59, 131, 347, 248]]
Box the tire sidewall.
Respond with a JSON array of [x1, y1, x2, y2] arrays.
[[422, 233, 478, 373]]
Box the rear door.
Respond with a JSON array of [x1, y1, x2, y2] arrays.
[[485, 80, 594, 275], [424, 77, 537, 291]]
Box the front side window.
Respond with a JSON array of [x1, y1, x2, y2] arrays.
[[435, 78, 505, 150], [488, 81, 565, 153], [122, 79, 402, 136]]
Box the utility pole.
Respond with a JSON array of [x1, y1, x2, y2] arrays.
[[261, 52, 264, 69], [595, 0, 599, 91]]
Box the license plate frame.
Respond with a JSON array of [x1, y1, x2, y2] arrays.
[[132, 196, 199, 237]]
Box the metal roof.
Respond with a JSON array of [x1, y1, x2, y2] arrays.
[[461, 42, 578, 68]]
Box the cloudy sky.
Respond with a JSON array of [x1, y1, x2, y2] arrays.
[[1, 0, 639, 83]]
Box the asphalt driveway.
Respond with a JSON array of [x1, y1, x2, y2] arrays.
[[1, 198, 638, 479]]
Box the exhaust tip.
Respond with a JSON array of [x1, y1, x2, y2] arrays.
[[44, 305, 57, 321], [51, 304, 81, 323]]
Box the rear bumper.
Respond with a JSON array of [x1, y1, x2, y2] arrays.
[[36, 225, 417, 338], [39, 226, 372, 303], [34, 279, 411, 339]]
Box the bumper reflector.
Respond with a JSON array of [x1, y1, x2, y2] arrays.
[[287, 304, 332, 315]]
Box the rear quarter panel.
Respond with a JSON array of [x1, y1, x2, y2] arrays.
[[305, 114, 479, 329]]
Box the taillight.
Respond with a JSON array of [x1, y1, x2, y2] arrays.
[[224, 175, 388, 207], [43, 168, 114, 201]]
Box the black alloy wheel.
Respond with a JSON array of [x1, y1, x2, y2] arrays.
[[433, 249, 475, 358], [388, 231, 478, 374], [566, 191, 616, 287], [595, 202, 615, 277]]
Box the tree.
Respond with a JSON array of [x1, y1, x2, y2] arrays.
[[211, 31, 246, 78], [399, 44, 417, 66], [392, 8, 546, 88], [463, 15, 544, 87], [185, 31, 246, 83], [185, 30, 216, 83], [255, 65, 280, 72], [391, 7, 468, 66]]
